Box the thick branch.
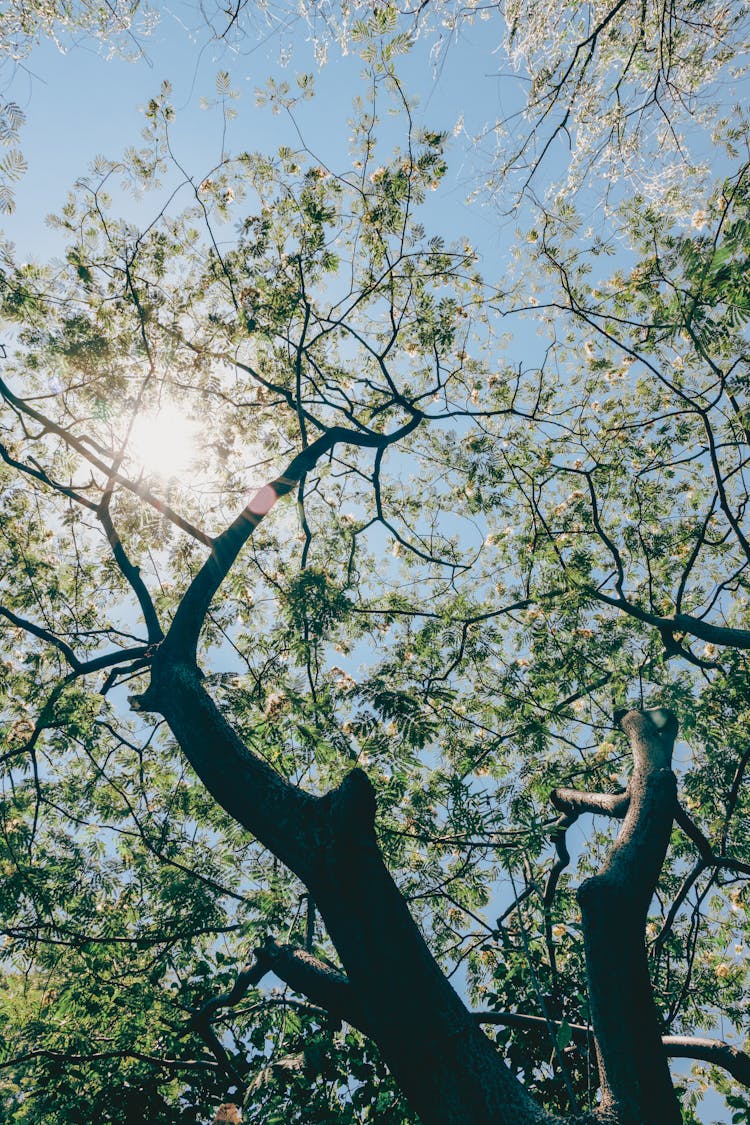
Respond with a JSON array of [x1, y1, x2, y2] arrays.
[[591, 589, 750, 650], [76, 646, 151, 676], [253, 938, 371, 1033], [550, 788, 629, 818], [135, 662, 319, 883], [162, 417, 422, 663], [660, 1036, 750, 1086], [193, 937, 364, 1030], [473, 1013, 750, 1086], [576, 708, 681, 1125]]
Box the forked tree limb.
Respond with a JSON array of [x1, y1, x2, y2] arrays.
[[588, 589, 750, 650], [0, 606, 81, 669], [0, 606, 150, 678], [162, 416, 423, 663], [0, 440, 99, 510], [142, 670, 554, 1122], [254, 939, 370, 1032], [674, 803, 750, 875], [193, 939, 371, 1036]]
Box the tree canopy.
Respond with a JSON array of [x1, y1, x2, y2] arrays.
[[0, 4, 749, 1124]]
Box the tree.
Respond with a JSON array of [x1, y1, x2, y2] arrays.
[[0, 16, 748, 1125]]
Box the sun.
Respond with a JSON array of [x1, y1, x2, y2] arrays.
[[128, 402, 200, 480]]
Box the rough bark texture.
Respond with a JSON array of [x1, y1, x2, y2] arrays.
[[550, 789, 630, 818]]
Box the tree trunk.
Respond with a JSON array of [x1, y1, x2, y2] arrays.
[[141, 656, 556, 1125], [139, 645, 687, 1125], [576, 711, 682, 1125]]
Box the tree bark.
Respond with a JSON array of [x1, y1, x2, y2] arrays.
[[138, 646, 696, 1124], [141, 656, 555, 1125], [131, 431, 689, 1125], [576, 709, 682, 1125]]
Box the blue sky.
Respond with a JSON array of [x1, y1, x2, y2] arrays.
[[5, 6, 525, 264]]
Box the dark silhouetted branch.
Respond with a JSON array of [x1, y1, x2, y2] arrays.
[[97, 486, 163, 643], [162, 416, 422, 663], [661, 1036, 750, 1087], [0, 1048, 217, 1073], [543, 813, 577, 993], [675, 804, 750, 875], [590, 589, 750, 650], [0, 606, 81, 669]]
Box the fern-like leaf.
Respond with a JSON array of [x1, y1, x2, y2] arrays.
[[0, 150, 28, 182]]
